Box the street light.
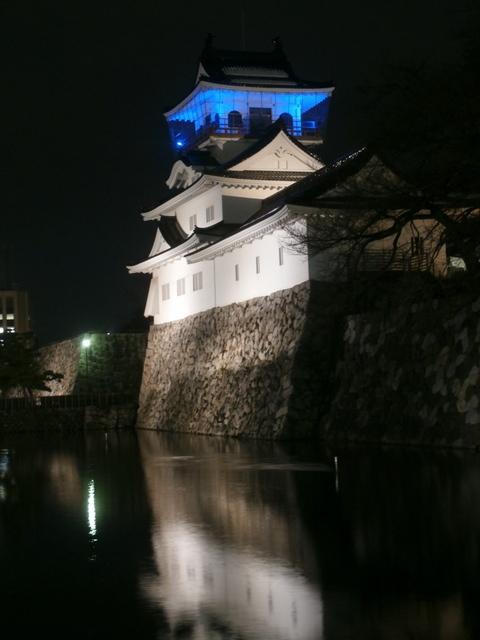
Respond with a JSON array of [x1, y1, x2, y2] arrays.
[[82, 337, 91, 392]]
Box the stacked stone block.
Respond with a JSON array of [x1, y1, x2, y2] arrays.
[[322, 294, 480, 447], [137, 282, 332, 439]]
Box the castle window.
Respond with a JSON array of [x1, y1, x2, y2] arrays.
[[279, 247, 284, 266], [162, 283, 170, 301], [206, 206, 215, 223], [228, 110, 243, 130], [177, 278, 186, 296], [255, 256, 261, 274], [235, 264, 240, 281], [189, 214, 197, 231], [193, 271, 203, 291], [249, 107, 272, 135]]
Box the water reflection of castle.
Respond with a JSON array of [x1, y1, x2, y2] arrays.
[[138, 432, 324, 639]]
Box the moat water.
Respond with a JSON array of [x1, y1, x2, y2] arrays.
[[0, 429, 479, 639]]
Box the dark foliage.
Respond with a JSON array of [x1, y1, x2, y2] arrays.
[[298, 9, 480, 283], [0, 333, 63, 397]]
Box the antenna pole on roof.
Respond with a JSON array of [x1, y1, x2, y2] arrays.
[[241, 7, 246, 50]]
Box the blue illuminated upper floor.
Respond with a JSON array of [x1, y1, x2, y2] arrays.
[[165, 85, 332, 152]]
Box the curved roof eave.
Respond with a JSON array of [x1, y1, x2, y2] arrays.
[[142, 175, 211, 221], [127, 235, 201, 273], [163, 80, 335, 119], [186, 205, 291, 263]]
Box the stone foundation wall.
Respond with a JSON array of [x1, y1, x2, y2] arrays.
[[36, 333, 147, 396], [321, 293, 480, 447], [139, 280, 480, 445], [137, 282, 335, 439], [0, 405, 137, 431], [37, 338, 81, 395]]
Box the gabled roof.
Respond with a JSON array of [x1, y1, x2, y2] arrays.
[[197, 37, 333, 90], [244, 148, 379, 219], [211, 119, 323, 172], [144, 124, 324, 219]]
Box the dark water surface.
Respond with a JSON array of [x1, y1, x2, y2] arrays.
[[0, 430, 479, 639]]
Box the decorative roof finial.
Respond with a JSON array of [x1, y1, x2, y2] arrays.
[[204, 33, 215, 50], [272, 37, 283, 52]]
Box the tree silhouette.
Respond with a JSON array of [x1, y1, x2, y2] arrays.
[[0, 333, 63, 398]]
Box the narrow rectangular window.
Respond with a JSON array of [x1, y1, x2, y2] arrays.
[[235, 264, 240, 281], [279, 247, 284, 266], [206, 205, 215, 223], [189, 214, 197, 231], [177, 278, 185, 296], [255, 256, 261, 274], [193, 271, 203, 291], [161, 283, 170, 301]]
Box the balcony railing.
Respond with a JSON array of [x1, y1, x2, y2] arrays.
[[172, 119, 323, 152], [354, 250, 443, 276]]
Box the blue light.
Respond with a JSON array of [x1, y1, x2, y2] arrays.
[[166, 86, 331, 151]]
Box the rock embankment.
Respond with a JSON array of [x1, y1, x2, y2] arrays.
[[137, 282, 333, 439], [322, 293, 480, 447]]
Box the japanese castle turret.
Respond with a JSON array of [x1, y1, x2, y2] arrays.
[[129, 38, 334, 325]]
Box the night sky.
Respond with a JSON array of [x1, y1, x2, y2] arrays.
[[1, 0, 467, 345]]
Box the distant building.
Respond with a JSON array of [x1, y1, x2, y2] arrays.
[[0, 288, 33, 335]]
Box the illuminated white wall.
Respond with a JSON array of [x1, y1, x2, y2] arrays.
[[147, 225, 309, 326], [172, 184, 223, 234], [149, 257, 215, 324], [214, 229, 309, 309]]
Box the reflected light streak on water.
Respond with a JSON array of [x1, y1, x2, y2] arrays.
[[87, 479, 97, 538]]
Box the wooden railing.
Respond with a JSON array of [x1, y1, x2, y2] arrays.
[[174, 120, 323, 152], [0, 392, 138, 410]]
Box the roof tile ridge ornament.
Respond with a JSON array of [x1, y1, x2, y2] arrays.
[[272, 36, 283, 53], [203, 32, 215, 53]]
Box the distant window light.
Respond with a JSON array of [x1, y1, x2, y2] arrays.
[[206, 205, 215, 223], [256, 256, 261, 274], [193, 271, 203, 291], [189, 214, 197, 231], [177, 278, 186, 296], [162, 283, 170, 301], [235, 264, 240, 281], [279, 247, 284, 266]]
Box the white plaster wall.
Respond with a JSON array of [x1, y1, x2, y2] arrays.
[[151, 258, 215, 324], [215, 229, 309, 308], [222, 196, 262, 223], [174, 184, 223, 233]]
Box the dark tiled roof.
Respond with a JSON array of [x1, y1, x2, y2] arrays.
[[241, 149, 373, 222], [213, 170, 311, 181], [181, 149, 220, 169], [199, 39, 332, 90], [195, 221, 241, 239], [158, 216, 187, 248]]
